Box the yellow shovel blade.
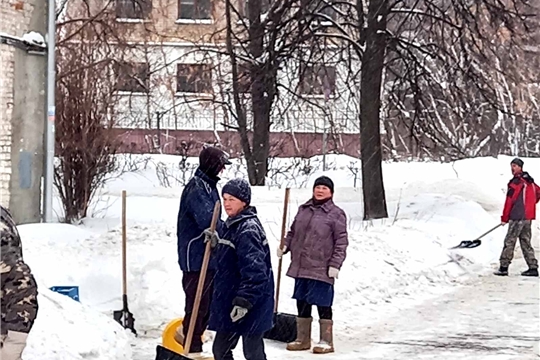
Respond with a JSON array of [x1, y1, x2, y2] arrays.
[[162, 318, 209, 354]]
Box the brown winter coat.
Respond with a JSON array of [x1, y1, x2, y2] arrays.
[[285, 199, 348, 285]]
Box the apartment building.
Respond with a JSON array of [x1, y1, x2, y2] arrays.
[[67, 0, 361, 157]]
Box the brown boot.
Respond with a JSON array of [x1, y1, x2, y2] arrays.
[[313, 319, 334, 354], [286, 317, 312, 351]]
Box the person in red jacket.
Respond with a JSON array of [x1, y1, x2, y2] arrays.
[[494, 158, 540, 277]]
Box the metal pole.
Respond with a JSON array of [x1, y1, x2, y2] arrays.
[[44, 0, 56, 222]]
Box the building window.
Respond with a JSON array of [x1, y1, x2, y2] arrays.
[[115, 62, 150, 93], [239, 0, 271, 19], [176, 64, 212, 93], [116, 0, 152, 19], [178, 0, 212, 20], [299, 65, 336, 96]]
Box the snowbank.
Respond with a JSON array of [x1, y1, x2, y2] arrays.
[[22, 192, 505, 356], [23, 286, 132, 360], [19, 222, 183, 330], [17, 225, 133, 360], [95, 154, 534, 205]]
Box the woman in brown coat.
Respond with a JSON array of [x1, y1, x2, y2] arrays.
[[277, 176, 348, 354]]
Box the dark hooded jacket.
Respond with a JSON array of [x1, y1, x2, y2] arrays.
[[208, 207, 275, 335]]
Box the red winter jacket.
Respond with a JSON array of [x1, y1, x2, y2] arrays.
[[501, 171, 540, 223]]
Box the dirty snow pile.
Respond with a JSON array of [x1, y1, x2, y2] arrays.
[[16, 154, 539, 359]]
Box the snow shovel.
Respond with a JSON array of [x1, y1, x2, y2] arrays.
[[113, 190, 137, 335], [450, 223, 503, 249], [264, 188, 297, 343], [156, 200, 221, 360]]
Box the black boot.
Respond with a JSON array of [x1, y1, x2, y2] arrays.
[[494, 266, 508, 276], [521, 268, 539, 277]]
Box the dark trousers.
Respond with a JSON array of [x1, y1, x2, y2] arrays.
[[182, 270, 215, 352], [297, 300, 332, 320], [213, 332, 267, 360]]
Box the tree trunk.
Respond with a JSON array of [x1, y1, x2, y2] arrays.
[[224, 0, 257, 183], [359, 0, 389, 220], [251, 111, 270, 185], [224, 0, 272, 186], [248, 0, 271, 186]]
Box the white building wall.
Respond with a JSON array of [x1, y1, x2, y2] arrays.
[[114, 43, 361, 134]]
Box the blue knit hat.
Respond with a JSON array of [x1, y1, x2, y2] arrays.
[[222, 178, 251, 205]]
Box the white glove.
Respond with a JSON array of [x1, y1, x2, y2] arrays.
[[276, 246, 287, 259], [230, 306, 248, 322], [328, 266, 339, 279], [203, 228, 219, 248]]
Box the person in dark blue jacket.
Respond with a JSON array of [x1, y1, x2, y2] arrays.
[[175, 146, 231, 353], [208, 178, 275, 360]]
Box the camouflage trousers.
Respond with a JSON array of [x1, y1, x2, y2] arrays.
[[500, 220, 538, 269], [0, 331, 28, 360]]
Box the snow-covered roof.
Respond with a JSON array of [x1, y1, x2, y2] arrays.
[[0, 31, 46, 51]]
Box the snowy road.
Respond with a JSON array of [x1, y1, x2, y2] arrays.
[[345, 231, 540, 359], [263, 259, 539, 360], [134, 265, 539, 360], [133, 257, 539, 360], [357, 268, 539, 359]]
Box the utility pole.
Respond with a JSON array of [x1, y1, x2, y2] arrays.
[[43, 0, 56, 222]]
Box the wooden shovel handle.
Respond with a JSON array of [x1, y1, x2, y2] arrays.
[[274, 188, 290, 313], [122, 190, 127, 297], [183, 201, 221, 355]]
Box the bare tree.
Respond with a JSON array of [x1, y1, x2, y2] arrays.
[[346, 0, 536, 219], [381, 0, 538, 159], [64, 0, 362, 185], [57, 0, 539, 222], [359, 0, 389, 219], [221, 0, 361, 185], [54, 5, 126, 222]]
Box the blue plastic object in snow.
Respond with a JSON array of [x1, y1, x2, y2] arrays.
[[49, 286, 80, 302]]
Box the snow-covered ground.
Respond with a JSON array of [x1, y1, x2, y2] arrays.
[[16, 154, 540, 359], [356, 263, 539, 360], [23, 287, 132, 360]]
